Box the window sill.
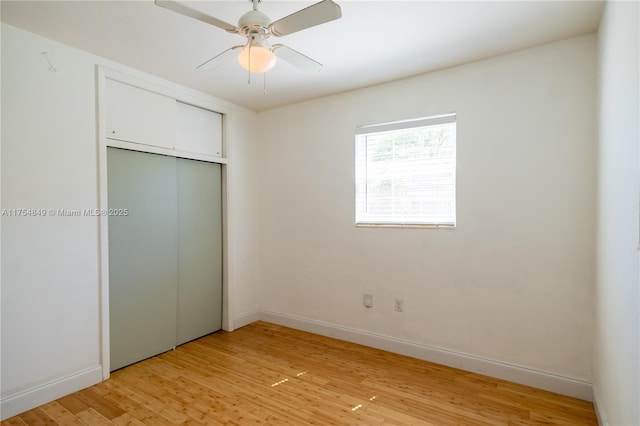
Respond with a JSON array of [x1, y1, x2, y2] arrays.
[[355, 223, 456, 230]]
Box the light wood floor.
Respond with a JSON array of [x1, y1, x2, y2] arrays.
[[3, 321, 597, 425]]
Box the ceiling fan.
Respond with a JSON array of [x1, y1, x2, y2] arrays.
[[155, 0, 342, 74]]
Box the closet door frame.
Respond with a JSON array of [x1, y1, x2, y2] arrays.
[[96, 67, 232, 380]]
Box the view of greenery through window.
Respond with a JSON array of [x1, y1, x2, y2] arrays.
[[355, 115, 456, 227]]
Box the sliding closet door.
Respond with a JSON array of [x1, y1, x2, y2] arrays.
[[107, 148, 178, 371], [176, 159, 222, 345]]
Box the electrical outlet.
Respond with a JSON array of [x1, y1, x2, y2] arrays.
[[363, 293, 373, 308], [394, 297, 403, 312]]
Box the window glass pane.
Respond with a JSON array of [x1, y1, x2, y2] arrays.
[[355, 115, 456, 227]]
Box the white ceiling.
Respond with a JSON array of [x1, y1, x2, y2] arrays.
[[1, 0, 604, 111]]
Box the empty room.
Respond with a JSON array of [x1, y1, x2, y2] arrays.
[[1, 0, 638, 424]]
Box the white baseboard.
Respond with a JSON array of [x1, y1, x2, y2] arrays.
[[1, 365, 103, 421], [234, 309, 260, 330], [259, 310, 593, 401], [0, 315, 594, 420], [592, 384, 608, 426]]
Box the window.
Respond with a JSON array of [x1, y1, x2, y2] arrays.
[[355, 114, 456, 228]]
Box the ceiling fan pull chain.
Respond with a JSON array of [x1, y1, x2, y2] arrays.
[[263, 72, 268, 95], [247, 42, 252, 84]]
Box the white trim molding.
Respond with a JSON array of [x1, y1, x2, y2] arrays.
[[592, 384, 608, 426], [234, 309, 261, 330], [0, 366, 103, 421], [259, 310, 593, 401]]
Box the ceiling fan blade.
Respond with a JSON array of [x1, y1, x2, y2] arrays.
[[269, 0, 342, 37], [273, 44, 322, 73], [155, 0, 239, 34], [197, 45, 243, 71]]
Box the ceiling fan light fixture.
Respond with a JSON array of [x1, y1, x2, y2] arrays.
[[238, 45, 277, 73], [238, 33, 277, 73]]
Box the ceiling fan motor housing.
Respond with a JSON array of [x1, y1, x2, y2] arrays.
[[238, 10, 271, 34]]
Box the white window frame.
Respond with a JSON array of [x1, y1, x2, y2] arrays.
[[355, 113, 457, 229]]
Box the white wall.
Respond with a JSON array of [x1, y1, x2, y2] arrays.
[[256, 35, 596, 392], [594, 1, 640, 425], [1, 23, 102, 410], [0, 23, 259, 418], [226, 101, 261, 328], [0, 18, 604, 418]]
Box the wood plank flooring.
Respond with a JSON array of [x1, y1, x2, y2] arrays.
[[2, 321, 597, 425]]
